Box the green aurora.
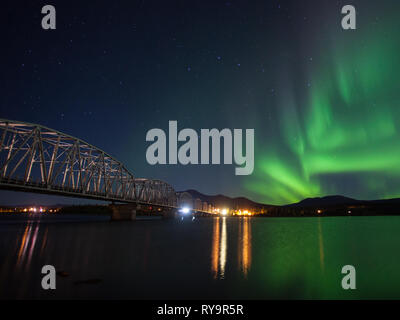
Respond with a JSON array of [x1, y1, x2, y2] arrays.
[[246, 13, 400, 205]]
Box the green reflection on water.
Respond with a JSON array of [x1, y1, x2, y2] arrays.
[[247, 216, 400, 299]]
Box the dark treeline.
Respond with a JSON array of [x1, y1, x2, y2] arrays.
[[41, 202, 400, 218], [258, 203, 400, 217], [58, 205, 164, 216], [59, 205, 112, 215]]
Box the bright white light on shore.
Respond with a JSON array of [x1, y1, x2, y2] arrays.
[[221, 209, 228, 216], [181, 207, 190, 214]]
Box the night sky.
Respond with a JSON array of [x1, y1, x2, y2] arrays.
[[1, 0, 400, 205]]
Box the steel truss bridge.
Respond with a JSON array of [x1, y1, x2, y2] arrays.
[[0, 119, 177, 207]]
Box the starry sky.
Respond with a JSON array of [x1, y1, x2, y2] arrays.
[[1, 0, 400, 205]]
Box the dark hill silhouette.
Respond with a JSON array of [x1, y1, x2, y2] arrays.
[[176, 190, 400, 217], [180, 189, 274, 209], [287, 195, 400, 208], [287, 195, 360, 207], [8, 191, 400, 217], [179, 190, 400, 209]]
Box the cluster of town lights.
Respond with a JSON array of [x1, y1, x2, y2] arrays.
[[21, 207, 57, 213], [0, 206, 60, 214], [213, 208, 253, 216], [234, 209, 253, 216], [178, 206, 255, 216]]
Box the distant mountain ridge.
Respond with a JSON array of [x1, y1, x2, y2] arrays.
[[178, 191, 400, 209], [6, 191, 400, 210], [180, 189, 274, 209], [287, 195, 360, 207], [288, 195, 400, 207]]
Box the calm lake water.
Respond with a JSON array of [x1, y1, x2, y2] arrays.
[[1, 215, 400, 299]]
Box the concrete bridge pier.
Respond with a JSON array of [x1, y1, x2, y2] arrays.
[[162, 208, 178, 219], [109, 204, 137, 221]]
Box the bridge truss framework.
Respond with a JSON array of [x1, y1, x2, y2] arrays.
[[0, 119, 177, 207]]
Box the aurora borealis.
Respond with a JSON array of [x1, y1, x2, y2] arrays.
[[2, 0, 400, 205], [246, 4, 400, 204]]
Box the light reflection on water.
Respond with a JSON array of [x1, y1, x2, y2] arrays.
[[16, 222, 41, 270], [211, 217, 252, 280], [1, 216, 400, 299], [238, 217, 252, 278], [318, 219, 325, 274], [211, 217, 220, 279]]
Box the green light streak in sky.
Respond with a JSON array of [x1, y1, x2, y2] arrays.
[[247, 18, 400, 205]]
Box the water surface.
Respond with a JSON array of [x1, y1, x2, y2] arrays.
[[1, 216, 399, 299]]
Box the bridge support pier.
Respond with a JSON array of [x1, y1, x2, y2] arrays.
[[162, 208, 178, 219], [109, 204, 137, 221]]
